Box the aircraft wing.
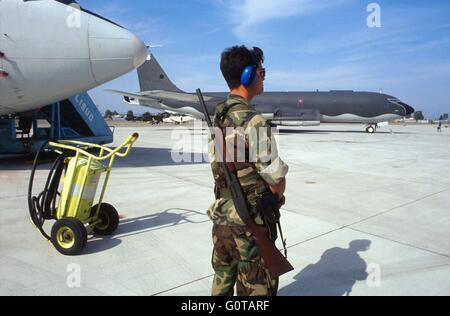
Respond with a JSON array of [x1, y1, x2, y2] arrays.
[[106, 89, 162, 108], [106, 89, 221, 109], [139, 90, 220, 103]]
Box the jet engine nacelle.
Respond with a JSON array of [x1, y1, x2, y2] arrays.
[[270, 120, 321, 127], [266, 109, 321, 127]]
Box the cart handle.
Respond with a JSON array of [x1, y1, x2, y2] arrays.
[[113, 133, 139, 158], [49, 133, 139, 161]]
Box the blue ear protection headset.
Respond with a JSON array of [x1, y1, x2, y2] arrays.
[[240, 50, 257, 87]]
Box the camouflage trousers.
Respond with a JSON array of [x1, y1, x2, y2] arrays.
[[211, 224, 279, 296]]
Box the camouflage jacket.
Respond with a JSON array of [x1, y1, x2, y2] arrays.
[[207, 95, 289, 226]]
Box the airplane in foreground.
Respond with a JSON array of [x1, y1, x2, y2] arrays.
[[108, 54, 415, 134], [0, 0, 148, 116], [0, 0, 148, 154]]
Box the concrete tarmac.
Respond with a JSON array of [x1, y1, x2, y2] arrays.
[[1, 123, 449, 296]]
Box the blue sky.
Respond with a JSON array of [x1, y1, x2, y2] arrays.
[[78, 0, 450, 118]]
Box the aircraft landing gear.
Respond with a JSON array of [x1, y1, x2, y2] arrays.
[[366, 124, 377, 134]]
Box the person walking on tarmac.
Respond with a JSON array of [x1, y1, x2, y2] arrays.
[[207, 46, 289, 296], [437, 116, 443, 133]]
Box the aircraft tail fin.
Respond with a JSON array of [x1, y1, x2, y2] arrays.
[[137, 54, 184, 93]]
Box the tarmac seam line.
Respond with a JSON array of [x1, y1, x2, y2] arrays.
[[347, 227, 450, 259], [281, 187, 450, 258], [346, 186, 450, 228], [149, 225, 349, 296], [150, 274, 213, 296]]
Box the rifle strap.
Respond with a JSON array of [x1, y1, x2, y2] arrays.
[[217, 99, 289, 260], [214, 101, 242, 127]]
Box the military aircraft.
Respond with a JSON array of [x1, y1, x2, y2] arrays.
[[108, 54, 415, 134], [163, 115, 196, 125], [0, 0, 149, 153], [0, 0, 148, 116]]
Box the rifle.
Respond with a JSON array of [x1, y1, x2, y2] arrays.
[[196, 89, 294, 278]]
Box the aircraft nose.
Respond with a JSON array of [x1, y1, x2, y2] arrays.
[[400, 102, 415, 116], [393, 102, 415, 116], [396, 104, 407, 116], [132, 36, 149, 68], [88, 15, 148, 85], [388, 98, 415, 117]]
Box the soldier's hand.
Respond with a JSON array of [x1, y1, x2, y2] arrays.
[[278, 195, 286, 208], [270, 177, 286, 200]]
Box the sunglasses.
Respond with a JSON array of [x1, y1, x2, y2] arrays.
[[257, 68, 266, 78]]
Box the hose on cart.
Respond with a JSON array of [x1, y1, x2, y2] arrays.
[[28, 141, 67, 240]]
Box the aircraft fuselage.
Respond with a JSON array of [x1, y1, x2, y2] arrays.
[[153, 91, 415, 125], [0, 0, 147, 116]]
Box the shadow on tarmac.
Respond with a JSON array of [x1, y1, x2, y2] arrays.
[[278, 129, 413, 135], [83, 208, 209, 255], [279, 240, 372, 296]]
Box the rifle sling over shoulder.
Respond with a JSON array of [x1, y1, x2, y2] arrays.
[[198, 89, 293, 278], [216, 99, 290, 260]]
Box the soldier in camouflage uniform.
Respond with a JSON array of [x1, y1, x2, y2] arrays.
[[208, 46, 289, 296]]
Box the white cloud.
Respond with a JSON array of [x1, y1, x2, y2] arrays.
[[298, 3, 450, 57], [227, 0, 352, 40], [264, 59, 450, 93], [95, 2, 131, 17], [265, 64, 386, 91]]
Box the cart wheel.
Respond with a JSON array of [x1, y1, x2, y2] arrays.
[[51, 218, 87, 256], [92, 203, 119, 236]]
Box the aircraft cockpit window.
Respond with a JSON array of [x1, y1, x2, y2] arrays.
[[388, 98, 401, 104]]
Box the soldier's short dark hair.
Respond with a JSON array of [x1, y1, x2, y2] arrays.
[[220, 46, 265, 90]]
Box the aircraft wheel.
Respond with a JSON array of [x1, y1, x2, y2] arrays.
[[366, 126, 375, 134]]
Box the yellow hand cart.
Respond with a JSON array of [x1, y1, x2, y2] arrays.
[[28, 133, 139, 255]]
